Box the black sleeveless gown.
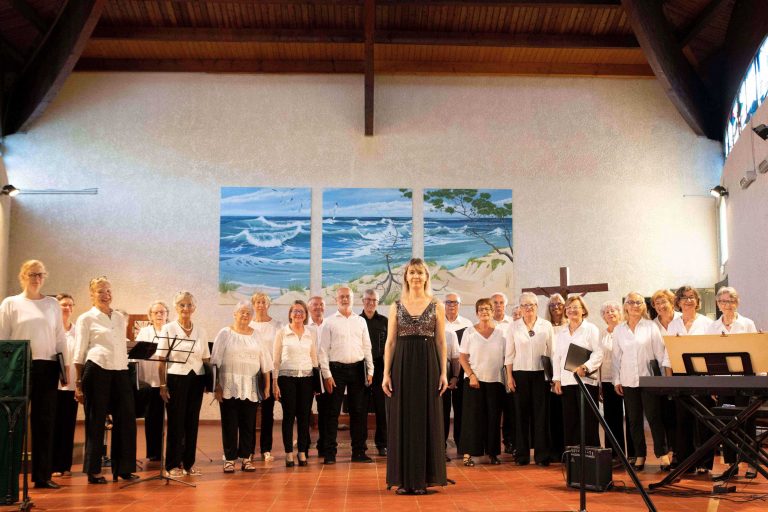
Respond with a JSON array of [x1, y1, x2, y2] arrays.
[[386, 301, 447, 490]]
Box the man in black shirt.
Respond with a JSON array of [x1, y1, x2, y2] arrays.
[[360, 289, 388, 456]]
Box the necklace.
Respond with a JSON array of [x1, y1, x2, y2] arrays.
[[178, 321, 193, 335]]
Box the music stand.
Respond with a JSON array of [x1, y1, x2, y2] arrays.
[[122, 335, 197, 488]]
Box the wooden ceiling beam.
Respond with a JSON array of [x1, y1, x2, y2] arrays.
[[10, 0, 48, 33], [91, 26, 638, 49], [677, 0, 728, 48], [2, 0, 106, 135], [74, 58, 652, 77], [364, 0, 375, 136], [0, 35, 26, 65], [620, 0, 719, 139], [129, 0, 621, 6]]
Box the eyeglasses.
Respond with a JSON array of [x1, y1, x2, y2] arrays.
[[520, 303, 536, 309], [565, 306, 582, 312], [680, 296, 697, 302], [477, 307, 493, 312], [27, 272, 48, 279], [290, 309, 306, 315], [625, 300, 644, 307], [717, 299, 737, 305], [362, 298, 378, 303], [549, 303, 564, 308], [444, 300, 459, 306]]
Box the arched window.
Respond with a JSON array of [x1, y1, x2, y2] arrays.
[[725, 36, 768, 156]]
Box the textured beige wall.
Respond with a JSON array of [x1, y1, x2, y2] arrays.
[[3, 72, 722, 416], [720, 100, 768, 329], [0, 159, 9, 299]]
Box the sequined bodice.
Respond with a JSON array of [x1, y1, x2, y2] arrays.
[[396, 301, 437, 337]]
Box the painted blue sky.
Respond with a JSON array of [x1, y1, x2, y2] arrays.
[[424, 189, 513, 219], [221, 187, 311, 217], [323, 188, 412, 217]]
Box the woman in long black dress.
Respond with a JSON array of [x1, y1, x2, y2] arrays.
[[382, 258, 449, 495]]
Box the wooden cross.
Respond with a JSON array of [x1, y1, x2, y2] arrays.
[[522, 266, 608, 298]]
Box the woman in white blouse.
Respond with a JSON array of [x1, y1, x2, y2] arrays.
[[73, 276, 137, 484], [708, 286, 758, 478], [134, 300, 169, 462], [598, 300, 633, 462], [212, 302, 273, 473], [551, 295, 603, 452], [273, 300, 318, 467], [157, 291, 210, 477], [650, 289, 679, 467], [52, 293, 78, 477], [612, 292, 671, 471], [505, 292, 553, 466], [249, 292, 282, 462], [0, 260, 69, 489], [458, 298, 511, 467], [668, 285, 714, 474]]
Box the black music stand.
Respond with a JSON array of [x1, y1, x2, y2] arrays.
[[122, 335, 197, 488]]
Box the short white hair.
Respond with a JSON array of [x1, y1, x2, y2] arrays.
[[519, 292, 538, 305], [549, 293, 565, 304], [363, 288, 379, 300], [491, 292, 508, 304], [445, 292, 462, 303]]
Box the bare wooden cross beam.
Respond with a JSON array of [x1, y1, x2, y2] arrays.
[[522, 267, 608, 298]]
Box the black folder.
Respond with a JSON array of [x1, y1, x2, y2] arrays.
[[56, 352, 67, 385], [541, 355, 553, 382], [564, 343, 598, 377], [312, 367, 324, 394], [127, 341, 159, 360]]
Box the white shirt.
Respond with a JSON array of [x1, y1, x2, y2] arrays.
[[210, 327, 273, 402], [667, 314, 713, 336], [612, 319, 670, 388], [707, 314, 757, 335], [653, 311, 681, 335], [59, 324, 77, 390], [552, 320, 603, 386], [318, 311, 373, 379], [250, 318, 282, 359], [135, 324, 163, 387], [507, 317, 553, 372], [599, 330, 615, 383], [0, 294, 68, 363], [446, 315, 473, 332], [494, 315, 513, 329], [459, 326, 509, 383], [74, 307, 129, 370], [446, 330, 460, 360], [273, 325, 318, 377], [156, 321, 210, 376]]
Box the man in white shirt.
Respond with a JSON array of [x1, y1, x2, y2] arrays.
[[491, 291, 515, 455], [443, 292, 472, 455], [307, 295, 329, 457], [318, 287, 374, 464]]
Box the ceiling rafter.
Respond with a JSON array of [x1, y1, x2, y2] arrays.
[[364, 0, 375, 136], [677, 0, 728, 48], [10, 0, 48, 33]]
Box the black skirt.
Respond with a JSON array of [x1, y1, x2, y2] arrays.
[[386, 334, 447, 490]]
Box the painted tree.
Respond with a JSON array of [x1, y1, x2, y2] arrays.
[[402, 188, 513, 263]]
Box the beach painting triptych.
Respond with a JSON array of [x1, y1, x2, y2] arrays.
[[219, 187, 513, 304]]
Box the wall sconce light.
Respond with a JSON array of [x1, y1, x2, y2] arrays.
[[753, 124, 768, 141], [710, 185, 728, 198], [740, 170, 757, 189], [1, 185, 19, 197]]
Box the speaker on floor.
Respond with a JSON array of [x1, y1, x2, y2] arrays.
[[565, 445, 613, 492]]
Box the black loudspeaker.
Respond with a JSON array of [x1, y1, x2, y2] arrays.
[[565, 445, 613, 492], [0, 341, 30, 505]]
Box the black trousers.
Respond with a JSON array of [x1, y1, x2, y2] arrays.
[[514, 371, 550, 463], [502, 391, 516, 448], [82, 361, 136, 476], [371, 357, 387, 449], [30, 360, 59, 483], [325, 361, 368, 456], [52, 390, 78, 473], [561, 384, 600, 451], [623, 387, 668, 458], [220, 398, 257, 460], [459, 380, 503, 456], [255, 395, 275, 455], [719, 395, 755, 465], [601, 382, 634, 458], [278, 376, 314, 453], [549, 391, 565, 457], [675, 395, 715, 470], [661, 396, 677, 456], [165, 371, 205, 471], [144, 387, 164, 459], [451, 374, 464, 446], [315, 393, 329, 453]]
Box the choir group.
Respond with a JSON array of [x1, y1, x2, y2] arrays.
[[0, 258, 758, 490]]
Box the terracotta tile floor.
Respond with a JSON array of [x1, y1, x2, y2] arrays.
[[12, 423, 768, 512]]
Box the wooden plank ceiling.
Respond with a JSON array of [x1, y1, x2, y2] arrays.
[[0, 0, 764, 138]]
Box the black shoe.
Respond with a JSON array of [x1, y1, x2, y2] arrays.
[[34, 480, 60, 489], [489, 455, 502, 465], [113, 473, 139, 481], [148, 456, 161, 462], [377, 447, 387, 456], [395, 487, 412, 495], [445, 455, 451, 462], [298, 453, 308, 467], [351, 453, 373, 463], [323, 456, 336, 465], [504, 443, 514, 454], [516, 458, 530, 466], [536, 460, 550, 467], [746, 467, 758, 479], [87, 474, 107, 484], [413, 488, 427, 495], [713, 465, 738, 481]]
